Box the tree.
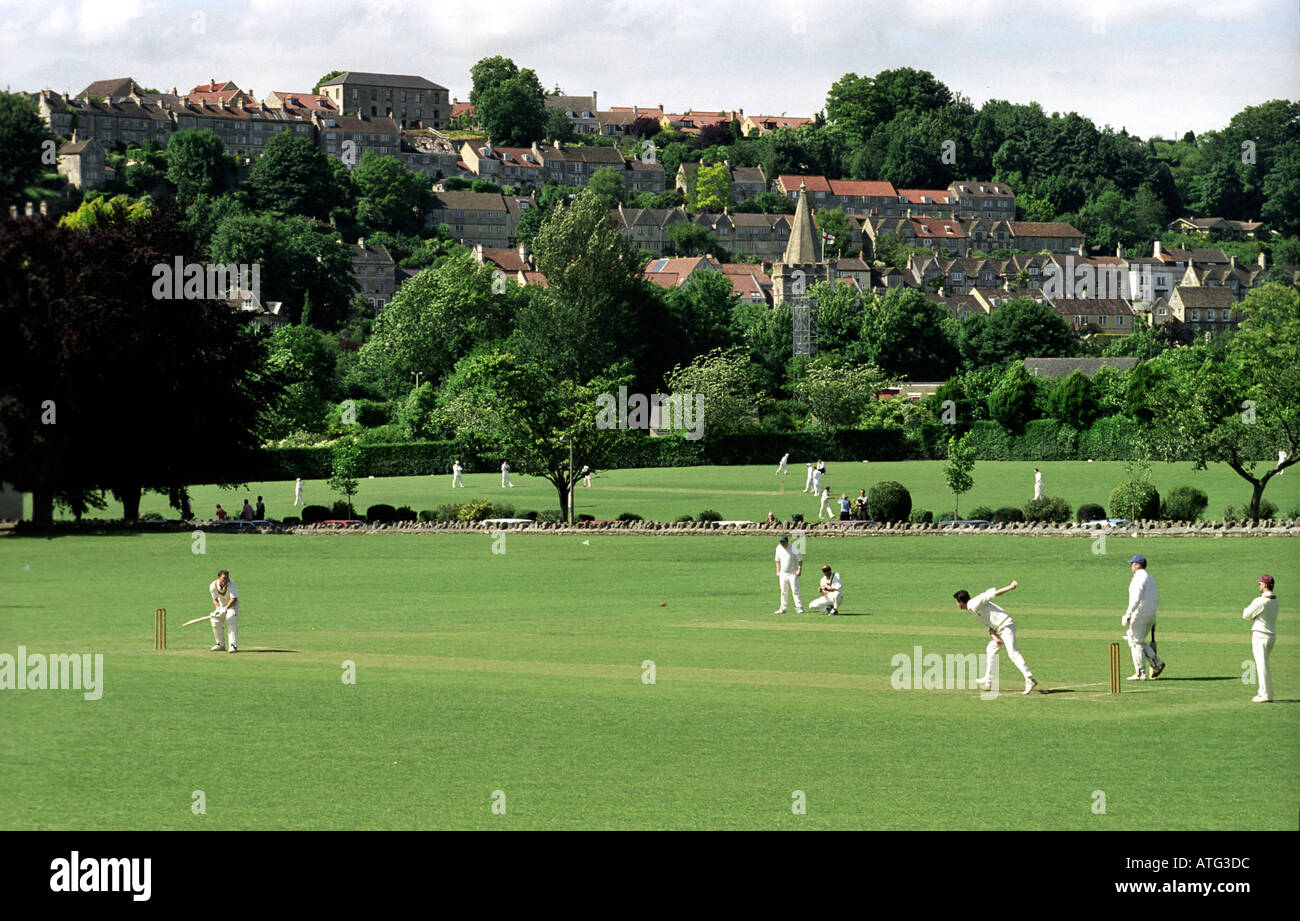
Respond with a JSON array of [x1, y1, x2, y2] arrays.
[[694, 161, 731, 212], [264, 324, 340, 436], [944, 433, 976, 519], [798, 356, 887, 427], [694, 122, 732, 150], [663, 347, 768, 436], [433, 348, 632, 520], [986, 362, 1040, 435], [629, 116, 661, 139], [958, 298, 1077, 368], [0, 206, 277, 524], [328, 435, 361, 517], [356, 250, 518, 396], [543, 107, 576, 144], [352, 151, 430, 235], [1144, 284, 1300, 517], [1045, 370, 1099, 430], [165, 128, 228, 200], [814, 207, 852, 258], [665, 221, 725, 258], [248, 130, 337, 219], [860, 288, 960, 380], [469, 56, 520, 110], [476, 68, 547, 146], [0, 92, 54, 203], [514, 205, 548, 247], [313, 71, 344, 94], [662, 270, 736, 359], [585, 167, 625, 209]]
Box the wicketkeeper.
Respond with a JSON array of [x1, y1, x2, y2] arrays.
[[209, 569, 239, 653]]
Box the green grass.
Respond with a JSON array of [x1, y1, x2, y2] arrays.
[[28, 460, 1300, 523], [1, 530, 1296, 829]]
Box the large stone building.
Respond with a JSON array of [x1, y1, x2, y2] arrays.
[[56, 137, 106, 190], [427, 191, 535, 248], [318, 72, 450, 129], [545, 93, 599, 135], [350, 239, 397, 311]]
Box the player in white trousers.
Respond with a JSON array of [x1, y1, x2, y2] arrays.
[[581, 465, 592, 487], [773, 535, 804, 614], [809, 565, 842, 615], [1122, 555, 1164, 679], [817, 486, 834, 519], [802, 464, 814, 493], [776, 453, 790, 476], [209, 569, 239, 653], [293, 477, 304, 507], [954, 580, 1038, 694], [812, 460, 825, 496], [1243, 574, 1278, 702], [451, 460, 465, 487], [1033, 468, 1043, 500], [501, 461, 514, 487]]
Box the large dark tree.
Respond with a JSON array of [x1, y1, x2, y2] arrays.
[[0, 205, 278, 524], [0, 92, 56, 203], [248, 130, 338, 219]]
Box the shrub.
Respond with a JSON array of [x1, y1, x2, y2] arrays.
[[1024, 496, 1071, 523], [675, 514, 694, 523], [331, 500, 355, 519], [456, 501, 495, 522], [790, 513, 804, 523], [139, 511, 164, 521], [993, 506, 1025, 524], [417, 509, 438, 522], [1076, 503, 1107, 522], [578, 513, 595, 522], [1161, 486, 1208, 521], [536, 509, 563, 524], [486, 503, 516, 519], [1109, 482, 1160, 520], [1224, 498, 1277, 521], [698, 509, 722, 522], [518, 510, 539, 521], [908, 508, 933, 524], [617, 512, 643, 521], [365, 504, 397, 522], [431, 503, 462, 522], [393, 506, 417, 522], [968, 506, 995, 521], [301, 505, 331, 524], [281, 516, 301, 526], [866, 481, 912, 522]]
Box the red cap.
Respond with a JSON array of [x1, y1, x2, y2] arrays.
[[1258, 574, 1275, 588]]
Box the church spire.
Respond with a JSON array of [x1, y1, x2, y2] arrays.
[[782, 180, 821, 265]]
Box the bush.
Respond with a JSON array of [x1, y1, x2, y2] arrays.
[[675, 514, 694, 523], [365, 504, 397, 522], [1110, 482, 1160, 520], [1161, 486, 1208, 521], [456, 501, 495, 522], [417, 509, 438, 522], [536, 509, 563, 524], [578, 514, 595, 522], [518, 510, 539, 521], [393, 506, 417, 522], [968, 506, 995, 521], [331, 500, 355, 518], [790, 513, 804, 523], [1024, 496, 1071, 523], [993, 506, 1025, 524], [139, 511, 164, 521], [908, 508, 933, 524], [866, 481, 912, 522], [1224, 498, 1277, 521], [698, 509, 722, 522], [617, 512, 643, 521], [1076, 503, 1107, 522], [281, 516, 301, 526], [301, 505, 331, 524]]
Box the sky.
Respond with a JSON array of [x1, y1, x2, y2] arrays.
[[2, 0, 1296, 140]]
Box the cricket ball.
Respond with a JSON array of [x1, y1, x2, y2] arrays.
[[659, 601, 667, 606]]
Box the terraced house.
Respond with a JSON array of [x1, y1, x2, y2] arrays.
[[318, 72, 450, 129]]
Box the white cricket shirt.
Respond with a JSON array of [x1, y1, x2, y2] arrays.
[[775, 544, 801, 574], [967, 587, 1013, 631], [1243, 592, 1278, 637]]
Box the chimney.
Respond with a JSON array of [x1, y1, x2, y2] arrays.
[[592, 90, 597, 110], [1258, 252, 1267, 270], [632, 105, 638, 117], [1229, 255, 1237, 270], [1116, 243, 1123, 259], [1153, 240, 1162, 259]]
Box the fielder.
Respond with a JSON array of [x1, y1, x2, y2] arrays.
[[451, 459, 465, 488], [809, 564, 842, 615], [803, 464, 815, 494], [812, 460, 826, 495], [776, 453, 790, 476], [1243, 574, 1278, 703], [209, 569, 239, 653], [581, 465, 592, 488], [1122, 555, 1165, 680], [954, 580, 1039, 695], [1033, 468, 1043, 500], [817, 486, 834, 520], [773, 535, 804, 614], [501, 461, 514, 488], [293, 477, 304, 507]]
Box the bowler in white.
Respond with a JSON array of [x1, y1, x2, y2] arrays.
[[773, 535, 804, 614], [451, 460, 465, 488], [776, 453, 790, 476], [1243, 574, 1278, 702], [501, 461, 514, 487], [209, 569, 239, 653], [1122, 555, 1164, 679], [809, 565, 842, 615], [954, 580, 1038, 694]]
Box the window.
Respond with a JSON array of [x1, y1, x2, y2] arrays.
[[1206, 309, 1215, 321], [1098, 315, 1106, 326], [1117, 315, 1125, 325], [1190, 309, 1199, 321]]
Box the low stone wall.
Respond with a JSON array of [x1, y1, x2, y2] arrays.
[[8, 518, 1300, 538]]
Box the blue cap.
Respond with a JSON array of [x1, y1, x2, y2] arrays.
[[1128, 555, 1146, 565]]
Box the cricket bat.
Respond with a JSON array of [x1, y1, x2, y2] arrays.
[[182, 615, 210, 627]]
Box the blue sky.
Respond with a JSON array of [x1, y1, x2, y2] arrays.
[[2, 0, 1296, 139]]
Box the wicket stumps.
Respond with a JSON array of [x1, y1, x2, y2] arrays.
[[154, 608, 167, 650], [1108, 642, 1122, 693]]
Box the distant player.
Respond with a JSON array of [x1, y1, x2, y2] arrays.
[[803, 464, 815, 494], [209, 569, 239, 653], [501, 461, 514, 488], [1122, 555, 1164, 680], [1243, 574, 1278, 703], [809, 565, 842, 615], [776, 453, 790, 476], [581, 465, 592, 488], [451, 459, 465, 488], [954, 580, 1039, 695], [1033, 468, 1043, 500], [255, 495, 265, 520], [818, 486, 834, 520], [294, 477, 304, 507], [773, 535, 804, 614]]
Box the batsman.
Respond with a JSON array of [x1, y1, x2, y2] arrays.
[[1122, 555, 1164, 679], [208, 569, 239, 653]]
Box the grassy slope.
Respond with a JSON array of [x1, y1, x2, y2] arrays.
[[1, 531, 1295, 829], [28, 461, 1300, 523]]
